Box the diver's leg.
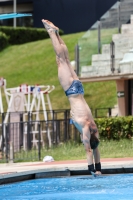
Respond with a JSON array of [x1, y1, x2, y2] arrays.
[[42, 19, 73, 91], [56, 33, 79, 80]]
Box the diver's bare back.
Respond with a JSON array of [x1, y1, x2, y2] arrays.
[[68, 94, 94, 127]]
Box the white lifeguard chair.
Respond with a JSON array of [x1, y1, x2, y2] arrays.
[[19, 84, 55, 149], [3, 81, 55, 151], [28, 85, 55, 149]]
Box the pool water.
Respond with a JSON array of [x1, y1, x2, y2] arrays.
[[0, 174, 133, 200]]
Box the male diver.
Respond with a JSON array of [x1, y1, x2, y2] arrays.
[[42, 19, 101, 175]]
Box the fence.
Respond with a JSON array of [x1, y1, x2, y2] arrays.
[[0, 108, 114, 163], [0, 113, 79, 163], [0, 107, 114, 123]]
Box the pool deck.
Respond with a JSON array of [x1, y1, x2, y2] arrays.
[[0, 157, 133, 185], [0, 158, 133, 178]]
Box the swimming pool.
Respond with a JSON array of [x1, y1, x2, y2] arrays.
[[0, 174, 133, 200]]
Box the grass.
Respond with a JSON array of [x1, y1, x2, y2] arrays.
[[42, 139, 133, 160], [0, 139, 132, 163], [100, 139, 133, 158], [0, 29, 117, 111]]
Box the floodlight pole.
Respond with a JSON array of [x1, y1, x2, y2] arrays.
[[98, 20, 101, 54], [13, 0, 17, 28], [118, 0, 121, 33]]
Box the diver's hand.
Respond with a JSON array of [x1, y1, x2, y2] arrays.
[[91, 171, 102, 177], [95, 171, 102, 175]]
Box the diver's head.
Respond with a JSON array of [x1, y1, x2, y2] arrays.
[[90, 133, 99, 149]]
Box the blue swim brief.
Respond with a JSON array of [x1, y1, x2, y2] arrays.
[[69, 118, 73, 124], [65, 80, 84, 96]]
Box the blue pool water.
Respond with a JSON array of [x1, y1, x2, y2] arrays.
[[0, 174, 133, 200]]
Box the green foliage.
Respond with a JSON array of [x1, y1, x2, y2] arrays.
[[0, 26, 63, 45], [95, 116, 133, 140], [0, 31, 9, 51]]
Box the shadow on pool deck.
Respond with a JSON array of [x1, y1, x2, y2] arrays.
[[0, 157, 133, 184]]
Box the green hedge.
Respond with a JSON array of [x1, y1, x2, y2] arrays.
[[95, 116, 133, 140], [0, 27, 64, 45], [0, 32, 9, 51]]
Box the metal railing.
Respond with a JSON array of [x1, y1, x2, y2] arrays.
[[0, 118, 79, 163], [0, 108, 115, 163], [0, 107, 114, 123]]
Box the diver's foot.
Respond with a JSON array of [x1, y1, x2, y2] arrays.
[[42, 19, 59, 32]]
